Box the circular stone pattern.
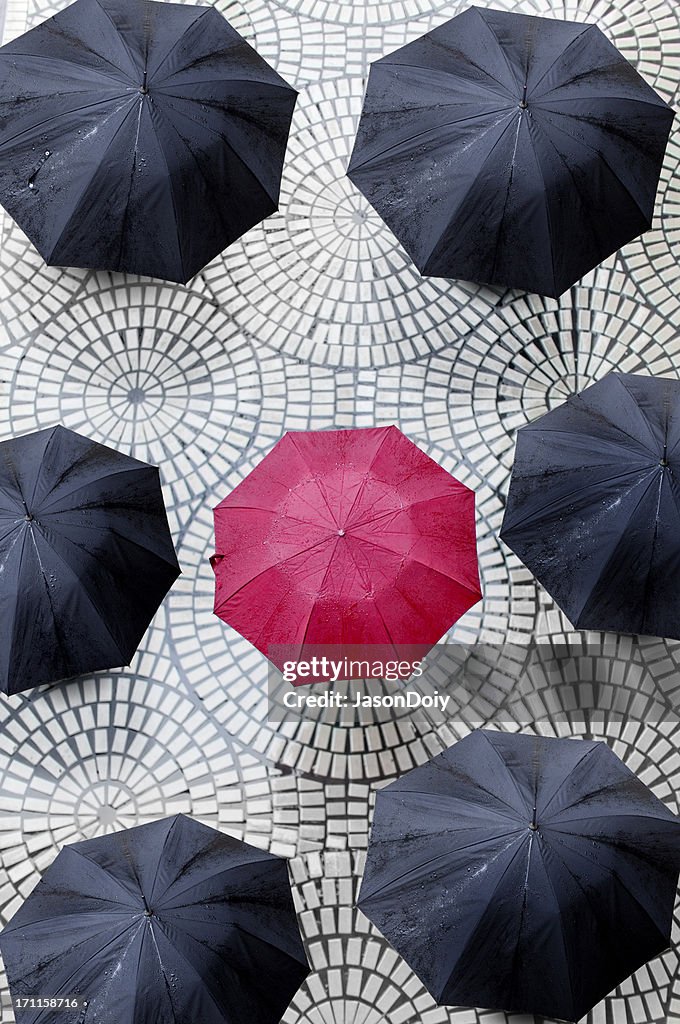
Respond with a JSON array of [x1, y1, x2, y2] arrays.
[[168, 449, 536, 784], [168, 471, 512, 783], [202, 77, 504, 369], [488, 697, 680, 1024], [285, 859, 450, 1024], [622, 130, 680, 312], [254, 0, 680, 104], [0, 664, 233, 923], [415, 270, 680, 492], [0, 285, 273, 507]]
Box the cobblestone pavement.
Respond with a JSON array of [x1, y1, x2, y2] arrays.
[[0, 0, 679, 1021]]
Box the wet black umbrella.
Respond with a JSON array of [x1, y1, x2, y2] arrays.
[[347, 7, 674, 298], [0, 814, 309, 1024], [358, 729, 680, 1021], [0, 424, 179, 694], [501, 372, 680, 638], [0, 0, 297, 283]]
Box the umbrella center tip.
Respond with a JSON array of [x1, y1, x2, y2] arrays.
[[139, 85, 149, 95], [660, 458, 668, 467], [24, 513, 33, 522], [144, 908, 154, 917], [518, 100, 528, 110], [337, 528, 346, 537], [528, 822, 538, 831]]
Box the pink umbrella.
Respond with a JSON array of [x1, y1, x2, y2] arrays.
[[211, 426, 481, 675]]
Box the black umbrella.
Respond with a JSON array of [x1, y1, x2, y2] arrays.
[[0, 0, 297, 283], [0, 424, 179, 694], [347, 7, 674, 298], [501, 372, 680, 638], [358, 729, 680, 1021], [0, 814, 309, 1023]]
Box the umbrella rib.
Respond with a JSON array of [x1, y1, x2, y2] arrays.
[[213, 535, 335, 611], [9, 9, 141, 82], [44, 516, 177, 591], [151, 917, 252, 1023], [640, 467, 666, 632], [93, 0, 145, 81], [372, 60, 514, 103], [25, 425, 59, 511], [36, 464, 157, 515], [339, 428, 393, 530], [153, 73, 296, 92], [161, 912, 304, 966], [535, 92, 671, 111], [115, 94, 145, 274], [3, 908, 137, 934], [154, 855, 277, 909], [617, 374, 669, 454], [529, 835, 578, 1016], [20, 916, 144, 1020], [0, 438, 34, 513], [544, 810, 680, 830], [421, 112, 520, 272], [521, 111, 609, 288], [502, 462, 657, 537], [142, 104, 187, 282], [294, 539, 342, 655], [359, 828, 524, 903], [572, 470, 665, 626], [0, 48, 132, 86], [348, 105, 514, 174], [67, 847, 147, 906], [35, 518, 179, 576], [42, 98, 140, 264], [479, 731, 535, 820], [0, 90, 133, 154], [378, 785, 528, 825], [0, 519, 26, 547], [29, 524, 130, 661], [524, 418, 658, 460], [343, 538, 402, 654], [19, 523, 78, 676], [348, 490, 465, 530], [150, 96, 277, 247], [146, 8, 211, 83], [347, 532, 480, 599], [536, 745, 600, 820], [434, 836, 531, 1001], [153, 95, 284, 206], [489, 112, 525, 286], [472, 6, 525, 94], [409, 757, 546, 819], [522, 114, 558, 293], [145, 921, 181, 1024], [639, 377, 672, 630], [0, 527, 31, 690], [543, 830, 670, 949], [145, 815, 182, 906], [286, 433, 345, 526], [526, 24, 595, 96], [534, 108, 653, 222]]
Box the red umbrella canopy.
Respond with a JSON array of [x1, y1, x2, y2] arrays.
[[211, 426, 481, 672]]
